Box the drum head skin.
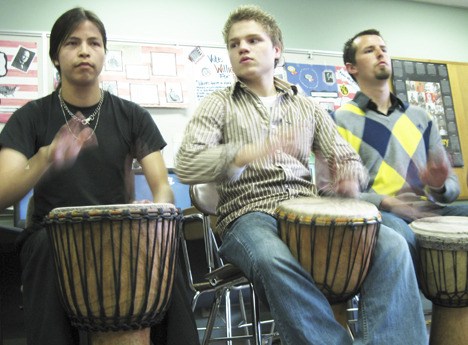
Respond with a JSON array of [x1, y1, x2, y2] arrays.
[[410, 216, 468, 250], [276, 197, 381, 226], [48, 203, 177, 220]]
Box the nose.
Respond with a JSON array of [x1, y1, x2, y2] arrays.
[[238, 40, 249, 53], [376, 47, 386, 57], [78, 43, 91, 57]]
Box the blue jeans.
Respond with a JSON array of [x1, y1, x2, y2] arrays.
[[219, 212, 428, 345], [380, 204, 468, 269]]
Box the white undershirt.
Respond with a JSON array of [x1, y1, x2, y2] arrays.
[[259, 95, 278, 111]]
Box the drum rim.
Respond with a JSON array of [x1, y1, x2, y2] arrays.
[[409, 216, 468, 235], [410, 216, 468, 247], [46, 203, 178, 220], [275, 197, 381, 225]]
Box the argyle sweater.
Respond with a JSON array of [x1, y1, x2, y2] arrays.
[[332, 92, 460, 208]]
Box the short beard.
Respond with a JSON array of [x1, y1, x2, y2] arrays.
[[376, 69, 391, 80]]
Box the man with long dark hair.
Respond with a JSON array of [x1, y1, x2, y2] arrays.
[[0, 7, 199, 345]]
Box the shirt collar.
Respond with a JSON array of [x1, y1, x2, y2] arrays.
[[353, 91, 408, 115], [230, 77, 298, 97]]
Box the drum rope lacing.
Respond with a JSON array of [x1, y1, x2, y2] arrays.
[[46, 207, 182, 332], [58, 88, 104, 141], [278, 212, 379, 304]]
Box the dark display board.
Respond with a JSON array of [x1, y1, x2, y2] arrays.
[[392, 59, 463, 167]]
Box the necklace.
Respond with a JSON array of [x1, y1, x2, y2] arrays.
[[58, 88, 104, 125], [58, 89, 104, 141]]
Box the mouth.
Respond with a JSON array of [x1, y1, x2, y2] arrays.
[[240, 57, 253, 63], [76, 62, 93, 68]]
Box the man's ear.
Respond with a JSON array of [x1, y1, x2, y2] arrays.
[[274, 45, 281, 59], [345, 62, 357, 79], [53, 60, 59, 67]]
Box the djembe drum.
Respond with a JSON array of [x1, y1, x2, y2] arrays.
[[45, 203, 180, 345], [275, 197, 380, 326], [410, 216, 468, 345]]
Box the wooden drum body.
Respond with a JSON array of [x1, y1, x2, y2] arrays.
[[275, 197, 380, 304], [410, 216, 468, 345], [45, 203, 180, 345]]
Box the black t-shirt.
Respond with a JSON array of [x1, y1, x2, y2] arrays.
[[0, 90, 166, 226]]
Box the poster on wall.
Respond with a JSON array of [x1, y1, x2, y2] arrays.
[[284, 62, 359, 113], [97, 42, 190, 108], [0, 39, 39, 123], [391, 59, 463, 167], [187, 46, 234, 102]]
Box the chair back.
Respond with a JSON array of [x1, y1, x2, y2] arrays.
[[189, 182, 219, 216], [188, 183, 221, 274]]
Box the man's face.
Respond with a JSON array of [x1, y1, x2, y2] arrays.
[[347, 34, 391, 83], [55, 20, 105, 87], [227, 20, 281, 83], [20, 50, 30, 63]]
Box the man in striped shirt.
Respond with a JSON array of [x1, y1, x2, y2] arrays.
[[175, 6, 427, 344]]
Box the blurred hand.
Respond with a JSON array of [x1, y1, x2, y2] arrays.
[[419, 148, 449, 189], [334, 179, 360, 198], [234, 138, 278, 167], [379, 196, 438, 222], [47, 112, 97, 169]]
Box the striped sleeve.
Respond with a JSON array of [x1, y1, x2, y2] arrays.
[[174, 91, 240, 184]]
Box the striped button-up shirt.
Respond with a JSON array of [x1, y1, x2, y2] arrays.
[[175, 78, 368, 234]]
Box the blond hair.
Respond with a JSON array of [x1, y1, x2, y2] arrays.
[[222, 5, 283, 52]]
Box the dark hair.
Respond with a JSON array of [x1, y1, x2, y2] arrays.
[[342, 29, 382, 66], [49, 7, 107, 75], [223, 5, 283, 67]]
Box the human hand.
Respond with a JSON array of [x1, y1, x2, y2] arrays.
[[419, 148, 449, 189], [379, 196, 438, 222], [234, 138, 278, 167], [47, 112, 97, 169], [334, 179, 360, 198]]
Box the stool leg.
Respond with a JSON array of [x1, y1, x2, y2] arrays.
[[203, 288, 224, 345], [249, 285, 262, 345], [429, 305, 468, 345], [224, 289, 233, 345]]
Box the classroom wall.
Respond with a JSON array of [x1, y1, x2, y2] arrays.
[[1, 0, 468, 171], [2, 0, 468, 62]]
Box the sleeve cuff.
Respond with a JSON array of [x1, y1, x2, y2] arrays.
[[428, 184, 446, 194]]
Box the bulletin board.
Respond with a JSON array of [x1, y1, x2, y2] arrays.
[[283, 60, 359, 113], [98, 41, 190, 108], [0, 30, 350, 116], [0, 31, 46, 123]]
